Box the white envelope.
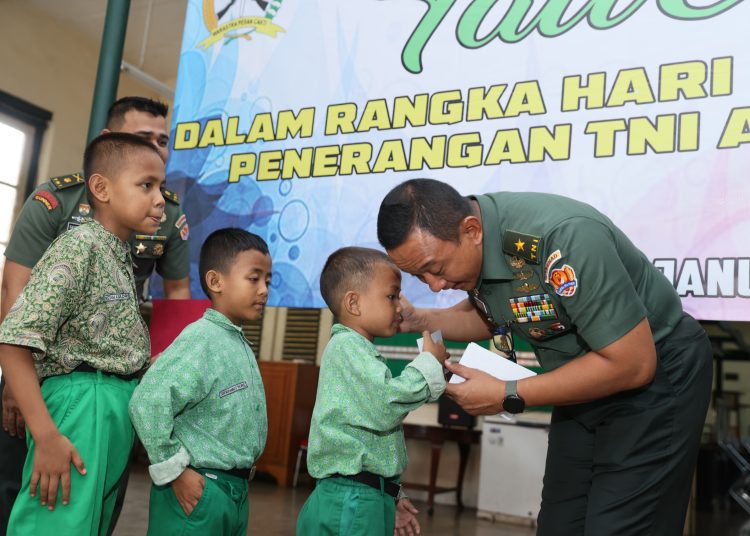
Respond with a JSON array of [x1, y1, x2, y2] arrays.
[[449, 342, 536, 384]]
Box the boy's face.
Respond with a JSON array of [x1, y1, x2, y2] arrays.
[[104, 150, 166, 239], [214, 249, 272, 325], [354, 262, 403, 341]]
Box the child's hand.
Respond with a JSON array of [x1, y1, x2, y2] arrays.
[[395, 497, 421, 535], [2, 386, 26, 438], [172, 468, 205, 516], [31, 432, 86, 510], [422, 330, 449, 364]]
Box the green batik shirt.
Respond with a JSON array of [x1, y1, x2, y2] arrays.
[[471, 192, 684, 372], [4, 172, 190, 297], [307, 324, 446, 480], [129, 308, 267, 485], [0, 220, 150, 379]]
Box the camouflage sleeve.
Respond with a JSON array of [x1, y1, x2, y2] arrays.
[[156, 203, 190, 281], [4, 188, 62, 268]]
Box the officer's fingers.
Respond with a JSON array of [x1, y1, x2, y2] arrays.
[[46, 475, 60, 509], [71, 448, 86, 475], [61, 472, 71, 505], [39, 473, 50, 505], [444, 360, 476, 379]]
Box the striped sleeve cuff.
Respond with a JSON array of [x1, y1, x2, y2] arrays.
[[148, 446, 191, 485], [407, 352, 446, 402]]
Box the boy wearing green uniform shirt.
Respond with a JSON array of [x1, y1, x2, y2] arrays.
[[296, 247, 449, 536], [0, 133, 164, 535], [129, 228, 271, 536]]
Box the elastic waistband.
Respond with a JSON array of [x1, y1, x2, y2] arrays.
[[191, 465, 255, 483]]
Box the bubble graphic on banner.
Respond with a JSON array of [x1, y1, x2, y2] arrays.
[[270, 233, 277, 243], [279, 180, 292, 196], [289, 245, 300, 260], [251, 196, 274, 227], [278, 200, 309, 242], [270, 262, 313, 306]]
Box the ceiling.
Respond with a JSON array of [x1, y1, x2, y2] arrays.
[[26, 0, 187, 88]]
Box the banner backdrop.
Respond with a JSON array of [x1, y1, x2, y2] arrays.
[[167, 0, 750, 320]]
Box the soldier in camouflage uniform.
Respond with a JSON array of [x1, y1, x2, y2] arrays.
[[0, 97, 190, 534]]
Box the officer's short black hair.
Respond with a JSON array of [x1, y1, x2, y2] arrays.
[[106, 96, 168, 129], [320, 247, 399, 318], [199, 228, 270, 297], [377, 179, 473, 250], [83, 132, 162, 205]]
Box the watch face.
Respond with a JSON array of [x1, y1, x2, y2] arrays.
[[503, 394, 525, 414]]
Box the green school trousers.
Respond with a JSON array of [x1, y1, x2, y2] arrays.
[[147, 467, 249, 536], [8, 371, 137, 536], [296, 476, 397, 536]]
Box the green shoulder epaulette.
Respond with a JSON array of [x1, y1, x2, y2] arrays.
[[503, 230, 542, 264], [49, 172, 85, 191], [162, 188, 180, 204]]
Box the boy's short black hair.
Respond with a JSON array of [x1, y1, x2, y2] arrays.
[[106, 96, 168, 129], [320, 247, 398, 317], [83, 132, 162, 205], [199, 228, 270, 297], [377, 178, 473, 250]]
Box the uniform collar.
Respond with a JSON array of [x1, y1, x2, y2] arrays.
[[472, 194, 514, 283], [331, 323, 380, 358], [86, 220, 131, 263], [204, 308, 245, 334]]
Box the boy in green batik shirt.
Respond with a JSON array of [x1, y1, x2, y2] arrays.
[[0, 133, 164, 535], [297, 247, 448, 536], [129, 228, 271, 536]]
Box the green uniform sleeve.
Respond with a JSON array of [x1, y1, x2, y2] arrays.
[[327, 336, 445, 432], [4, 188, 62, 268], [0, 233, 87, 356], [129, 324, 212, 484], [156, 205, 190, 281], [544, 218, 647, 351]]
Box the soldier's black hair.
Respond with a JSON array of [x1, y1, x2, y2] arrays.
[[199, 228, 270, 297], [106, 96, 168, 129], [320, 247, 399, 318], [377, 178, 474, 250], [82, 132, 162, 205]]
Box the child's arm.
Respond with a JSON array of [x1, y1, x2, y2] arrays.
[[0, 345, 86, 510], [331, 332, 448, 432]]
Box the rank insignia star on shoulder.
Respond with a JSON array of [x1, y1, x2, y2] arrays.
[[503, 230, 542, 264], [50, 173, 85, 191], [161, 189, 180, 204]]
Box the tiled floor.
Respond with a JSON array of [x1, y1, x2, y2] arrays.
[[112, 464, 536, 535]]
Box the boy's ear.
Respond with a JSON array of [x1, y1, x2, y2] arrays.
[[205, 269, 223, 294], [88, 173, 110, 204], [343, 290, 361, 317]]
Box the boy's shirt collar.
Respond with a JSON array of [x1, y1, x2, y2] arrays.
[[85, 220, 131, 263], [330, 323, 380, 358], [204, 307, 245, 335]]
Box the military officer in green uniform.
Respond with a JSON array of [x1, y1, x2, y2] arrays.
[[0, 96, 190, 534], [377, 179, 712, 536]]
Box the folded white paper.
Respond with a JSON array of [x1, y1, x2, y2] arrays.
[[449, 342, 536, 384], [416, 330, 443, 352]]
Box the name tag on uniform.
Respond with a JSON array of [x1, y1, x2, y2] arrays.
[[102, 292, 130, 303], [219, 382, 248, 398]]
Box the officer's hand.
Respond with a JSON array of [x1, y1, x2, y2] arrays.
[[422, 331, 449, 365], [31, 431, 86, 509], [395, 497, 421, 536], [397, 294, 426, 334], [172, 468, 205, 516], [444, 361, 504, 415], [2, 385, 26, 438]]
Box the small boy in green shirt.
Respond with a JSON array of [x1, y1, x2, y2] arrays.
[[0, 133, 164, 535], [297, 247, 448, 536], [129, 228, 271, 536]]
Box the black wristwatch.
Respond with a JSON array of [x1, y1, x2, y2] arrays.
[[502, 380, 525, 414]]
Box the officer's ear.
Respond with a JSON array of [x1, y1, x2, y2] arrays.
[[88, 173, 111, 204], [205, 269, 223, 294], [460, 215, 483, 246], [343, 290, 361, 317]]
